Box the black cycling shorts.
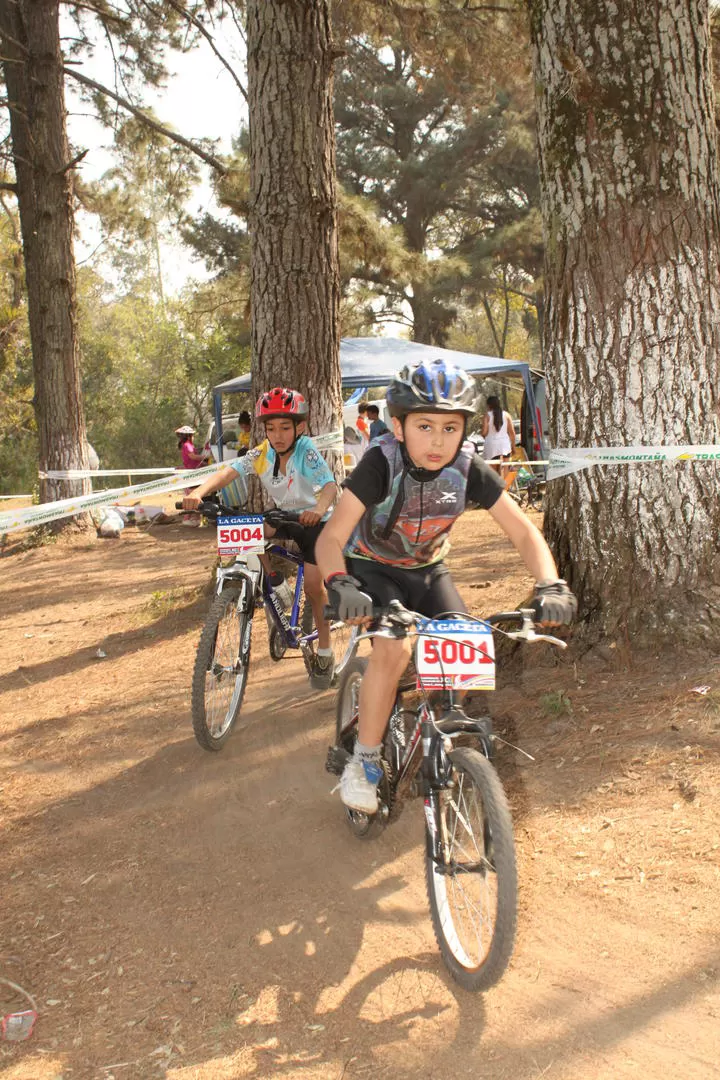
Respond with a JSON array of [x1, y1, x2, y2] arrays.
[[272, 520, 325, 566], [346, 557, 467, 619]]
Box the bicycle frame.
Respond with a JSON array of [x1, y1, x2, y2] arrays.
[[262, 543, 319, 650], [216, 541, 319, 652], [335, 620, 496, 840]]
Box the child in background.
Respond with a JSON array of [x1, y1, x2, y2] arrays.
[[176, 425, 210, 526], [183, 388, 339, 689], [356, 402, 370, 442], [234, 411, 252, 455], [367, 404, 390, 440]]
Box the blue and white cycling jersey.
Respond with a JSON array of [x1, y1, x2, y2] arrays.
[[230, 434, 335, 518]]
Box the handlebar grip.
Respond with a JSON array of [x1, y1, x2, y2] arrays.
[[265, 509, 301, 525], [176, 499, 222, 518]]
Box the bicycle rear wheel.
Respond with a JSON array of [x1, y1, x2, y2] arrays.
[[191, 585, 253, 751], [426, 747, 517, 991]]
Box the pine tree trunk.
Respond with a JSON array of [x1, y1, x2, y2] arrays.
[[409, 281, 453, 347], [528, 0, 720, 643], [246, 0, 342, 482], [0, 0, 89, 513]]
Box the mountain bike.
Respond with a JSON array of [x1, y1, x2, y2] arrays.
[[325, 601, 566, 992], [178, 499, 355, 751]]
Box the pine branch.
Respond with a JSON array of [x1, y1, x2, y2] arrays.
[[228, 4, 247, 48], [58, 147, 89, 174], [0, 30, 28, 56], [63, 65, 229, 175], [155, 0, 248, 104], [60, 0, 127, 26]]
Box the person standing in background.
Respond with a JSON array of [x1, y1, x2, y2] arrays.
[[234, 411, 252, 455], [481, 395, 515, 476], [356, 401, 370, 442], [176, 425, 210, 525], [367, 404, 390, 440]]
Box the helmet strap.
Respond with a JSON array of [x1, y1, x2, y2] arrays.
[[268, 418, 302, 468]]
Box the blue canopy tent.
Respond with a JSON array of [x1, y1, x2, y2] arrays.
[[212, 337, 543, 461]]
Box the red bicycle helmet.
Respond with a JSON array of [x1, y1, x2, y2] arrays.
[[255, 387, 309, 420]]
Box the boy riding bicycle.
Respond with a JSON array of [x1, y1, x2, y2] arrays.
[[183, 387, 338, 689], [316, 358, 577, 813]]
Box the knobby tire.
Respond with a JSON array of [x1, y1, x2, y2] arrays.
[[191, 586, 252, 751], [426, 747, 517, 991]]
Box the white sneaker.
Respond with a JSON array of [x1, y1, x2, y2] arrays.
[[339, 759, 380, 814]]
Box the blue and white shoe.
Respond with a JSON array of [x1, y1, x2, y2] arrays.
[[339, 759, 381, 814]]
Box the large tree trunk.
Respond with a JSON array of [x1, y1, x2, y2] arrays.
[[528, 0, 720, 643], [0, 0, 88, 510], [409, 280, 454, 347], [246, 0, 342, 480]]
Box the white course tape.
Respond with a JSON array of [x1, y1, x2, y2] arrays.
[[1, 429, 346, 534], [0, 463, 224, 535], [40, 433, 344, 481], [41, 467, 178, 479], [548, 444, 720, 480], [313, 429, 344, 451]]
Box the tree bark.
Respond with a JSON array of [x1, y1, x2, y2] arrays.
[[0, 0, 89, 510], [528, 0, 720, 643], [246, 0, 342, 482]]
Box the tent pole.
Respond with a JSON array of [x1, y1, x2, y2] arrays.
[[214, 391, 224, 462]]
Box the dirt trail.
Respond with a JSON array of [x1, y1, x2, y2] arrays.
[[1, 514, 719, 1079]]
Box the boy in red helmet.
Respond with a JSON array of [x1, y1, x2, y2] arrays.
[[183, 387, 338, 688]]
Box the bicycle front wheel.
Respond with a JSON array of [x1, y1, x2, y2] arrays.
[[426, 748, 517, 991], [330, 620, 358, 680], [191, 585, 253, 751]]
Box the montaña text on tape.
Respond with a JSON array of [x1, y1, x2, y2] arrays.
[[548, 444, 720, 480]]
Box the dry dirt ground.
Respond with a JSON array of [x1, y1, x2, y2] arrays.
[[1, 508, 719, 1080]]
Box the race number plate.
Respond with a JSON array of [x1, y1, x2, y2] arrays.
[[415, 619, 495, 691], [217, 515, 265, 556]]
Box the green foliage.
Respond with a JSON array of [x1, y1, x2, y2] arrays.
[[78, 267, 249, 469], [78, 117, 203, 301], [333, 14, 542, 346], [0, 196, 36, 495], [539, 690, 572, 718]]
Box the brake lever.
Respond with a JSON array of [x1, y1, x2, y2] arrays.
[[504, 627, 568, 649], [503, 609, 567, 649], [526, 629, 567, 649]]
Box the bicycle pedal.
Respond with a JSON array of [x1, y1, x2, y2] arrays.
[[325, 745, 351, 776]]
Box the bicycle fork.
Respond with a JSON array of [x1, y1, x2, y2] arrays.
[[421, 717, 461, 872]]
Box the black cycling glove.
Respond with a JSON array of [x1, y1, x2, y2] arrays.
[[531, 579, 577, 625], [326, 574, 374, 621]]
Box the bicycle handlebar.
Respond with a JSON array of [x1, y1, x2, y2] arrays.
[[175, 499, 301, 527], [323, 598, 567, 648]]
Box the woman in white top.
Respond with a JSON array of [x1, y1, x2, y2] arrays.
[[481, 395, 516, 475]]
